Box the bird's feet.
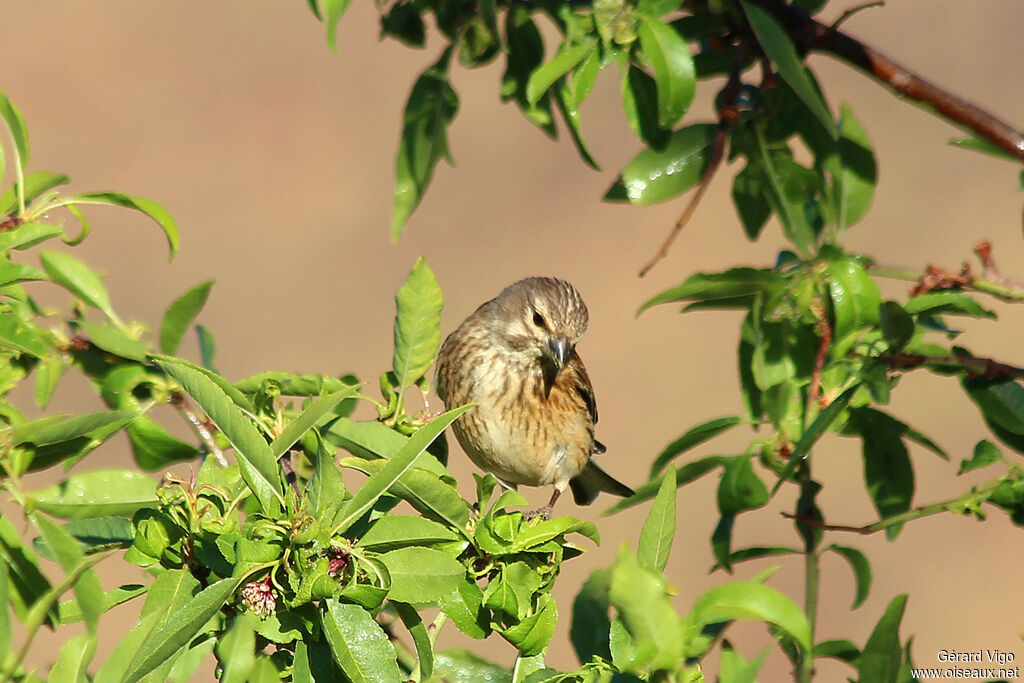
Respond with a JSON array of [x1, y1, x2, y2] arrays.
[[522, 505, 553, 522]]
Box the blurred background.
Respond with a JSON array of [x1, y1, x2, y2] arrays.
[[4, 0, 1024, 678]]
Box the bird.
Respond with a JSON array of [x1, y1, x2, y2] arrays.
[[436, 276, 634, 519]]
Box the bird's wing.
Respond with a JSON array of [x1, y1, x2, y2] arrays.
[[568, 351, 598, 425]]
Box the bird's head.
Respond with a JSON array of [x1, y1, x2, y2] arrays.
[[488, 277, 589, 371]]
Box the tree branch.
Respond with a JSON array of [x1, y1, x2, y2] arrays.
[[770, 2, 1024, 161]]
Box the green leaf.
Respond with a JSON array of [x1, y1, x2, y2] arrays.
[[34, 353, 65, 409], [825, 105, 877, 228], [853, 408, 914, 540], [949, 134, 1020, 162], [879, 301, 914, 352], [39, 250, 117, 321], [440, 581, 489, 640], [59, 582, 146, 624], [342, 459, 471, 534], [269, 385, 359, 460], [121, 576, 242, 683], [903, 291, 995, 319], [772, 383, 859, 492], [392, 50, 459, 241], [636, 16, 695, 130], [814, 638, 860, 664], [0, 262, 47, 287], [49, 633, 96, 683], [637, 471, 676, 573], [395, 602, 434, 680], [196, 324, 217, 370], [709, 545, 800, 572], [0, 173, 70, 218], [69, 193, 179, 260], [717, 454, 769, 515], [649, 416, 741, 477], [570, 568, 612, 663], [0, 311, 52, 357], [433, 649, 511, 683], [126, 416, 201, 471], [553, 78, 601, 171], [525, 42, 594, 106], [160, 280, 214, 354], [31, 514, 104, 632], [333, 406, 471, 533], [321, 601, 402, 683], [217, 613, 257, 683], [606, 124, 717, 205], [719, 642, 770, 683], [393, 258, 443, 393], [321, 0, 353, 52], [0, 515, 55, 625], [740, 1, 835, 136], [690, 578, 812, 655], [506, 515, 599, 552], [0, 564, 9, 656], [379, 546, 465, 603], [499, 592, 557, 656], [857, 594, 908, 682], [825, 544, 871, 609], [962, 377, 1024, 440], [608, 545, 682, 671], [0, 221, 64, 252], [8, 410, 135, 448], [826, 257, 880, 340], [501, 7, 556, 137], [606, 454, 729, 514], [639, 267, 779, 313], [79, 321, 148, 361], [28, 470, 157, 520], [621, 64, 669, 150], [356, 514, 459, 551], [0, 90, 29, 170], [959, 439, 1004, 474], [157, 358, 284, 513], [733, 162, 772, 240]]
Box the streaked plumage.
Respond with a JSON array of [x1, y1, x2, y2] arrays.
[[436, 277, 633, 517]]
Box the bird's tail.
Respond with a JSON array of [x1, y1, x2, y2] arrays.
[[569, 460, 634, 505]]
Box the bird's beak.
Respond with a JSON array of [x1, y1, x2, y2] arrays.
[[547, 337, 570, 370]]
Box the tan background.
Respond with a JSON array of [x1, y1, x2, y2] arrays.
[[4, 0, 1024, 679]]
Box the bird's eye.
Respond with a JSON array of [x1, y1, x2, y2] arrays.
[[532, 311, 546, 328]]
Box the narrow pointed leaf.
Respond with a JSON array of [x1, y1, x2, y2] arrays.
[[333, 405, 471, 533], [740, 1, 835, 136], [40, 250, 117, 320], [393, 258, 443, 392], [637, 16, 695, 129], [0, 90, 29, 169], [159, 280, 214, 354], [525, 42, 594, 106], [31, 514, 104, 632], [157, 358, 284, 513], [637, 471, 676, 572], [857, 594, 908, 682], [28, 470, 157, 520], [269, 384, 359, 459], [70, 193, 179, 260], [826, 544, 871, 609], [649, 415, 741, 476]]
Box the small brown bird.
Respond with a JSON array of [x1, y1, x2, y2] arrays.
[[436, 277, 633, 518]]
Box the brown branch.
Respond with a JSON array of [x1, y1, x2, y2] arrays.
[[171, 392, 229, 467], [770, 2, 1024, 161], [808, 298, 832, 408], [869, 350, 1024, 381]]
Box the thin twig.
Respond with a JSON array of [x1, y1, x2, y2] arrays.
[[769, 1, 1024, 160], [171, 393, 229, 466], [638, 41, 750, 278], [279, 452, 302, 496]]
